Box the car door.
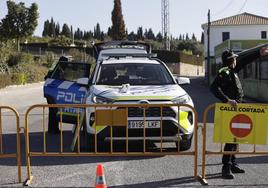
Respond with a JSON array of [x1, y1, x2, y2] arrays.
[[44, 61, 91, 122]]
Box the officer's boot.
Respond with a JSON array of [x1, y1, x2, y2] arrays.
[[231, 155, 245, 173], [231, 164, 245, 173], [222, 164, 234, 179]]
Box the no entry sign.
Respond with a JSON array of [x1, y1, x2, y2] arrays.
[[229, 114, 252, 138], [213, 103, 268, 145]]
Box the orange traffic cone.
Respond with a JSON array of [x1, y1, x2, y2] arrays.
[[94, 164, 107, 188]]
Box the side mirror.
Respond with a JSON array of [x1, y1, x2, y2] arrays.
[[76, 77, 89, 86], [176, 77, 190, 85]]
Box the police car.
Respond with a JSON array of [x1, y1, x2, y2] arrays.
[[82, 41, 194, 151], [43, 56, 91, 134]]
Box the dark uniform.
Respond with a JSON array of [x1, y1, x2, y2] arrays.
[[210, 65, 244, 175], [210, 50, 246, 179], [210, 66, 243, 103], [211, 46, 268, 179]]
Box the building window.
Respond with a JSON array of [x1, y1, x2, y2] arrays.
[[222, 32, 230, 42], [261, 31, 267, 39]]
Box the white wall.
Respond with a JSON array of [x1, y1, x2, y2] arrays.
[[203, 25, 268, 56], [166, 63, 205, 77]]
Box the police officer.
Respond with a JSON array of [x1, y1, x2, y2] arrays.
[[210, 47, 268, 179], [210, 50, 244, 179]]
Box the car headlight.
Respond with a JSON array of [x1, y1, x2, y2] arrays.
[[91, 94, 114, 104], [172, 94, 190, 104]]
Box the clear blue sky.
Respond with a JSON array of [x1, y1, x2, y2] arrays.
[[1, 0, 268, 41]]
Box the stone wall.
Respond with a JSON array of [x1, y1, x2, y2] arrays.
[[166, 62, 205, 77]]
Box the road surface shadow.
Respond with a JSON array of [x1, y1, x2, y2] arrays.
[[237, 155, 268, 164], [109, 176, 198, 188], [198, 154, 268, 168], [0, 132, 177, 166]]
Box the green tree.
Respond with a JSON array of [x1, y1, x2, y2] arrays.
[[137, 27, 143, 40], [0, 0, 39, 51], [61, 23, 71, 38], [0, 40, 15, 74], [156, 32, 163, 42], [146, 28, 155, 40], [100, 31, 105, 41], [49, 17, 56, 37], [42, 20, 50, 37], [128, 31, 137, 41], [110, 0, 126, 40], [185, 33, 190, 40], [94, 23, 101, 40], [74, 28, 83, 40], [55, 22, 60, 37], [191, 33, 197, 41], [70, 26, 73, 39], [84, 31, 93, 40], [107, 27, 112, 37]]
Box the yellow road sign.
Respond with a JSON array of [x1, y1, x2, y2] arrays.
[[213, 103, 268, 145]]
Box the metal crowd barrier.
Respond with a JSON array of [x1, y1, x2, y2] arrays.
[[24, 103, 201, 185], [200, 103, 268, 185], [0, 106, 21, 183]]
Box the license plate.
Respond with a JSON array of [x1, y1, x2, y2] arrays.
[[128, 121, 161, 129]]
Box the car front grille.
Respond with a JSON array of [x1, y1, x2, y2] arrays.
[[127, 107, 176, 118], [98, 120, 181, 137]]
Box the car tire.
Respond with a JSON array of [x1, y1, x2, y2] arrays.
[[47, 98, 59, 134], [82, 118, 95, 152], [82, 117, 110, 152], [176, 135, 192, 151]]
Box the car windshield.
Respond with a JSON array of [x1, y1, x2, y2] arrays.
[[51, 62, 90, 81], [96, 63, 175, 85]]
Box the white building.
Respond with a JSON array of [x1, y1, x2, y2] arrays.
[[202, 12, 268, 57], [201, 12, 268, 102]]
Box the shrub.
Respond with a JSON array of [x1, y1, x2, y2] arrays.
[[11, 73, 27, 85], [0, 74, 11, 88], [0, 40, 16, 65], [11, 62, 47, 83], [25, 65, 47, 83], [68, 48, 84, 61], [39, 51, 56, 68], [7, 52, 34, 67]]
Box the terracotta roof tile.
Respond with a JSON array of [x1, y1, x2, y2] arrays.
[[210, 12, 268, 26]]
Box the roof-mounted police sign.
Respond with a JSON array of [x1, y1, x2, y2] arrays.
[[213, 103, 268, 145]]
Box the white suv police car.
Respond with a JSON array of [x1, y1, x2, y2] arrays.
[[82, 41, 194, 151]]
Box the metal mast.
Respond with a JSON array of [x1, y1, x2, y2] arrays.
[[162, 0, 170, 50]]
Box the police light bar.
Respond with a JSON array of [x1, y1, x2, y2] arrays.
[[102, 53, 157, 59], [93, 41, 152, 59]]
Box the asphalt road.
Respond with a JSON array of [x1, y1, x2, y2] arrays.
[[1, 77, 268, 187]]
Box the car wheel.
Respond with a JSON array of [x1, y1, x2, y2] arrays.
[[47, 99, 59, 134], [175, 135, 192, 151], [82, 118, 95, 152]]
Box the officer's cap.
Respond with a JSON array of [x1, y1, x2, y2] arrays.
[[221, 49, 238, 66]]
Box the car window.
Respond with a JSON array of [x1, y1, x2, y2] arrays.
[[51, 62, 90, 81], [96, 63, 175, 85]]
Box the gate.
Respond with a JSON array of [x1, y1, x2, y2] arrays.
[[0, 106, 21, 183], [200, 103, 268, 185], [24, 103, 201, 185]]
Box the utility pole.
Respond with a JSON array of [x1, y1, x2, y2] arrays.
[[162, 0, 170, 50], [207, 9, 211, 84]]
